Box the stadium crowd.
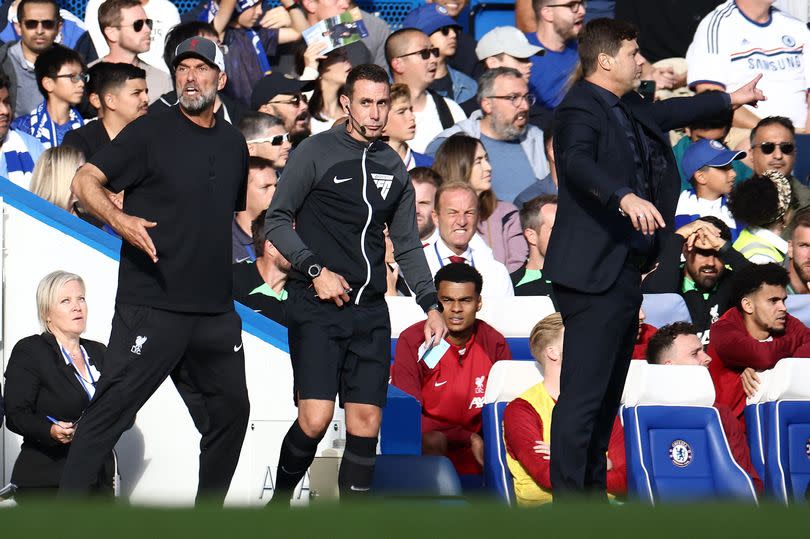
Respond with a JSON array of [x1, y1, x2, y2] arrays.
[[1, 0, 810, 503]]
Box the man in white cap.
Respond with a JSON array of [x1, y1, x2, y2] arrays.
[[458, 26, 545, 121]]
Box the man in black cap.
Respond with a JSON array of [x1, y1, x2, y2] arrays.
[[60, 36, 250, 505], [251, 72, 314, 146]]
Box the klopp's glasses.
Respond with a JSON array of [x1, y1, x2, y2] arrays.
[[486, 93, 537, 107], [546, 0, 587, 12], [397, 47, 440, 60], [22, 19, 58, 30], [268, 94, 308, 106], [754, 141, 795, 155], [115, 18, 154, 32], [55, 72, 90, 83], [246, 132, 290, 146]]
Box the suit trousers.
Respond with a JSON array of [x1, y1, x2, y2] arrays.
[[550, 263, 641, 499], [59, 304, 250, 504]]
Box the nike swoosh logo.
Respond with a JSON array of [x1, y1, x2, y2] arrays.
[[235, 257, 251, 263], [333, 176, 352, 184], [349, 485, 370, 492], [233, 343, 243, 352], [434, 380, 447, 387]]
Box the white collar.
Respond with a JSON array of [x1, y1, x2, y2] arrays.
[[434, 237, 472, 261], [750, 226, 788, 254]]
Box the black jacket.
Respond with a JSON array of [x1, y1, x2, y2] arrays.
[[544, 81, 731, 293], [3, 333, 112, 489], [265, 124, 437, 311], [642, 232, 751, 337], [62, 119, 111, 160]]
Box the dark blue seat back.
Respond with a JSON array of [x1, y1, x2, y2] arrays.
[[372, 454, 462, 497], [481, 401, 514, 504], [744, 403, 766, 480], [623, 405, 758, 504], [763, 401, 810, 503]]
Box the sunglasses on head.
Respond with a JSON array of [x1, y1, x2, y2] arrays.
[[246, 132, 290, 146], [398, 47, 440, 60], [755, 141, 795, 155], [22, 19, 57, 30]]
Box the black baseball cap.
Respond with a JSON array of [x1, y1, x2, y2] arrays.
[[250, 72, 315, 110], [172, 37, 225, 71]]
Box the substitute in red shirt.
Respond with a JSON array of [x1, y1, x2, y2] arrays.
[[391, 263, 511, 475], [647, 321, 763, 492], [707, 264, 810, 429], [503, 313, 626, 505]]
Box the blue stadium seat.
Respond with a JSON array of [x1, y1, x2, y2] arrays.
[[786, 295, 810, 327], [380, 385, 422, 455], [622, 363, 759, 504], [468, 0, 515, 41], [371, 454, 463, 497], [642, 293, 692, 328], [744, 402, 766, 481], [747, 358, 810, 504], [480, 361, 543, 503]]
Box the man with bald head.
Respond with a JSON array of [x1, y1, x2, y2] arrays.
[[385, 28, 465, 153]]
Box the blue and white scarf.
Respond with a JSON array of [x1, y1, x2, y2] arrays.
[[1, 130, 37, 188], [14, 102, 84, 149]]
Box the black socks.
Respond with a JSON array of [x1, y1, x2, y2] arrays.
[[338, 433, 377, 498]]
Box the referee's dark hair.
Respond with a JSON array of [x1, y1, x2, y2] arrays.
[[434, 262, 483, 296], [646, 322, 697, 364], [342, 64, 389, 100], [730, 262, 789, 311]]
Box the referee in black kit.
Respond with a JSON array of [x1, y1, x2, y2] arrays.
[[60, 37, 250, 504], [265, 64, 447, 502]]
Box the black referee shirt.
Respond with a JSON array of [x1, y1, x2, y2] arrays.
[[92, 107, 248, 313]]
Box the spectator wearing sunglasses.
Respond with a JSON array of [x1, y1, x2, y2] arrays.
[[402, 4, 477, 106], [0, 0, 94, 62], [235, 111, 288, 262], [90, 0, 172, 105], [0, 0, 61, 117], [84, 0, 180, 76], [749, 116, 810, 213], [63, 62, 147, 160], [251, 71, 314, 146], [12, 44, 87, 148], [423, 0, 484, 82], [426, 67, 550, 204], [524, 0, 586, 111], [385, 28, 466, 153]]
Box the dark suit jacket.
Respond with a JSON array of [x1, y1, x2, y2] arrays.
[[3, 333, 110, 488], [544, 81, 730, 293]]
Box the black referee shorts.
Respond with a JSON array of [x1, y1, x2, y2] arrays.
[[286, 281, 391, 408]]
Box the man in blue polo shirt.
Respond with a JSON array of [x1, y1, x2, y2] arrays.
[[526, 0, 585, 111]]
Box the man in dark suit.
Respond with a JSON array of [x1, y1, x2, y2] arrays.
[[543, 18, 764, 499]]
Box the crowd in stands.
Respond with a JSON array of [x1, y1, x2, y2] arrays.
[[2, 0, 810, 502]]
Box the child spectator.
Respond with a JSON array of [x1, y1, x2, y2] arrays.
[[675, 138, 746, 239], [730, 170, 794, 264], [382, 83, 432, 169], [12, 44, 86, 148]]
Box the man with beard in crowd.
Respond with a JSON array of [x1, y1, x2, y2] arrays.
[[251, 72, 313, 147], [787, 208, 810, 294], [426, 67, 549, 203]]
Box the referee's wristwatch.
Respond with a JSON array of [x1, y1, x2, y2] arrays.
[[307, 263, 323, 279], [426, 302, 444, 313]]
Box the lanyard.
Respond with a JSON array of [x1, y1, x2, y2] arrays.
[[60, 345, 95, 399], [434, 242, 475, 268]]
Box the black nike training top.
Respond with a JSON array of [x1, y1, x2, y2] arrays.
[[265, 124, 438, 311]]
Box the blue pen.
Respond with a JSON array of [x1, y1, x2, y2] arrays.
[[46, 415, 60, 425]]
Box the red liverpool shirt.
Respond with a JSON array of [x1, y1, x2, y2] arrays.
[[707, 307, 810, 429], [391, 319, 511, 474]]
